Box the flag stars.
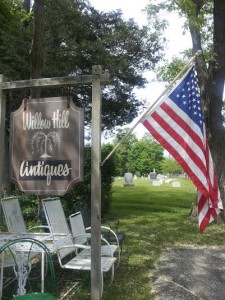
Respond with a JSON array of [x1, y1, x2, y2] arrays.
[[169, 68, 204, 130]]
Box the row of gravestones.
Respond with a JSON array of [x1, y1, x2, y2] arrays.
[[124, 171, 158, 186], [123, 172, 181, 187]]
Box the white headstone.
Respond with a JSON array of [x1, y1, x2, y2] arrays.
[[124, 172, 134, 186], [165, 178, 172, 183], [172, 181, 181, 187], [152, 180, 161, 186]]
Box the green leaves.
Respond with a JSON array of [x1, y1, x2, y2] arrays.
[[1, 0, 163, 131]]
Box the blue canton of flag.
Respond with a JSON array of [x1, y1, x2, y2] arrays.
[[169, 68, 203, 131]]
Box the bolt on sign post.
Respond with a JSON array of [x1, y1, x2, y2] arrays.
[[10, 96, 84, 195]]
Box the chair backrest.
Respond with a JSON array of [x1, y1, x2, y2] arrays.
[[0, 237, 57, 299], [69, 212, 88, 245], [1, 197, 27, 233], [41, 198, 77, 267], [41, 197, 70, 236], [73, 202, 91, 228]]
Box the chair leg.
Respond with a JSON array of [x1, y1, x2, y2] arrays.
[[101, 271, 103, 298]]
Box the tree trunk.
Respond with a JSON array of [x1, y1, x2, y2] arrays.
[[30, 0, 45, 213], [188, 0, 225, 204], [207, 0, 225, 199], [30, 0, 45, 97]]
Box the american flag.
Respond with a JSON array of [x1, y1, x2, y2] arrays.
[[142, 66, 223, 232]]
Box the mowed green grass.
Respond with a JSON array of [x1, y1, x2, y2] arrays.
[[76, 178, 225, 299]]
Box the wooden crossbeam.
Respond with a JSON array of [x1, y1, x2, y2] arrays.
[[0, 73, 110, 90]]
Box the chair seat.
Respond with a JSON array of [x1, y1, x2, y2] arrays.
[[63, 256, 117, 272], [12, 292, 56, 299], [104, 232, 126, 245], [79, 244, 118, 257]]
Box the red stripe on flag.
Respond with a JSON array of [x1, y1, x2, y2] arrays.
[[161, 102, 205, 150], [143, 119, 209, 197], [198, 194, 219, 232], [152, 110, 207, 176], [204, 138, 220, 206], [199, 209, 210, 232]]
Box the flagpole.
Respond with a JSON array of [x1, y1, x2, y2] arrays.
[[101, 50, 202, 167]]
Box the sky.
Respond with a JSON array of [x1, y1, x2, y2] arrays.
[[89, 0, 192, 140]]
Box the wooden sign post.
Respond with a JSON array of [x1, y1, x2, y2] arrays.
[[0, 66, 110, 300], [0, 75, 6, 198], [91, 65, 102, 299]]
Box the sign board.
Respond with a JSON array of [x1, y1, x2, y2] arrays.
[[10, 97, 84, 195]]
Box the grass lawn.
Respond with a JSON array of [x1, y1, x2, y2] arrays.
[[75, 177, 225, 299]]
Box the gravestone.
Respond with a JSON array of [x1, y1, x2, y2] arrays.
[[152, 180, 161, 186], [157, 174, 165, 185], [149, 171, 157, 183], [172, 181, 181, 187], [124, 172, 134, 186]]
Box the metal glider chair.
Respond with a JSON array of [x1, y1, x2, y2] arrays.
[[41, 197, 117, 296], [41, 197, 119, 263], [0, 237, 57, 299], [54, 233, 116, 297], [69, 211, 120, 267]]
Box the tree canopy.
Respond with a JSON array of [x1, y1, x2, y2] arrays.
[[128, 139, 164, 175], [161, 157, 183, 175], [0, 0, 164, 133], [111, 129, 164, 176]]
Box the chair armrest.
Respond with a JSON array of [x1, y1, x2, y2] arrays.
[[73, 232, 115, 257], [102, 215, 120, 231], [72, 233, 91, 244], [57, 243, 91, 251], [85, 226, 119, 248], [28, 225, 50, 232]]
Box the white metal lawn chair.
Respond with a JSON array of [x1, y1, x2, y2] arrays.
[[54, 234, 116, 297], [41, 197, 120, 261], [41, 197, 117, 296], [69, 211, 120, 267]]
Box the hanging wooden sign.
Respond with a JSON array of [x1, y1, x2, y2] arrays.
[[10, 97, 84, 195]]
